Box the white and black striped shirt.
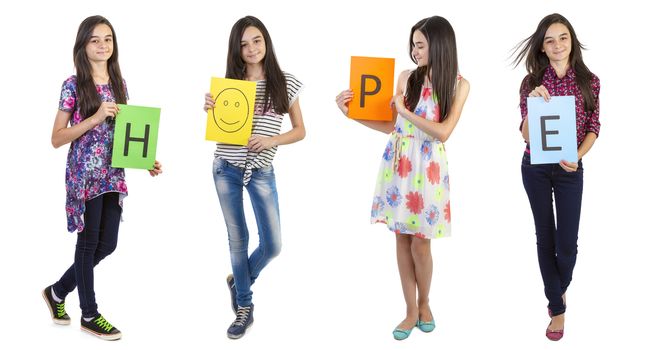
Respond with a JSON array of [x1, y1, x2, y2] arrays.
[[215, 72, 303, 184]]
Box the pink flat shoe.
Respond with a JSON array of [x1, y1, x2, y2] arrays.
[[546, 321, 564, 341]]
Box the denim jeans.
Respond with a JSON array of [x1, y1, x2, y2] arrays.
[[53, 192, 121, 318], [521, 152, 583, 316], [213, 157, 282, 307]]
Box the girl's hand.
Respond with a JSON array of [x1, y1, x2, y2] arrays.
[[529, 85, 551, 102], [393, 95, 407, 116], [148, 160, 163, 177], [248, 135, 276, 152], [335, 89, 354, 116], [204, 93, 214, 112], [93, 102, 119, 124], [559, 160, 578, 172]]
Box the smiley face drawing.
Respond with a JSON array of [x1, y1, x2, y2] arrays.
[[212, 88, 250, 133]]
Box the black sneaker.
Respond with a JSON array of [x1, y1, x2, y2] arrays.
[[42, 285, 71, 325], [227, 305, 254, 339], [226, 274, 238, 314], [80, 314, 122, 340]]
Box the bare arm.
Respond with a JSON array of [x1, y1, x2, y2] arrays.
[[247, 98, 306, 152], [394, 78, 470, 143], [51, 102, 118, 148]]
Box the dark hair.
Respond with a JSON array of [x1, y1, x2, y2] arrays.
[[226, 16, 289, 115], [73, 15, 127, 118], [405, 16, 459, 122], [512, 13, 595, 111]]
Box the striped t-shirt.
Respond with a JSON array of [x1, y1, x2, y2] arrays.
[[215, 72, 303, 184]]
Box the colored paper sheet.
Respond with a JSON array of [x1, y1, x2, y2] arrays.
[[112, 104, 160, 170], [206, 77, 256, 145], [348, 56, 395, 121], [527, 96, 577, 164]]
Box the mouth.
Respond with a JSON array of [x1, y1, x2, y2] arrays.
[[219, 118, 240, 126]]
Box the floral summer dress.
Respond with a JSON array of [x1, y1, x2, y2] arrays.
[[59, 76, 128, 233], [370, 81, 454, 239]]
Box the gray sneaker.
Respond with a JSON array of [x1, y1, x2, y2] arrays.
[[42, 285, 71, 325]]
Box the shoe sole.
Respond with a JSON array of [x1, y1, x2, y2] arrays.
[[41, 289, 71, 325], [81, 325, 122, 341], [227, 321, 253, 339]]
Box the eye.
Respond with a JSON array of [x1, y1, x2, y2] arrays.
[[223, 100, 229, 106], [106, 38, 112, 42], [90, 39, 99, 44], [235, 102, 240, 107], [241, 43, 247, 48]]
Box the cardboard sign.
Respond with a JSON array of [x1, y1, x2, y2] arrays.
[[206, 77, 256, 145], [527, 96, 577, 164], [112, 104, 160, 170], [348, 56, 395, 121]]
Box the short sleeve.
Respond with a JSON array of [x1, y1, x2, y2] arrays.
[[284, 72, 303, 107], [58, 76, 77, 112]]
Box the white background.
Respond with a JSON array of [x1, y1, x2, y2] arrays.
[[0, 0, 642, 349]]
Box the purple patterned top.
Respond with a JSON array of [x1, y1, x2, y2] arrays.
[[520, 65, 600, 150], [58, 76, 128, 233]]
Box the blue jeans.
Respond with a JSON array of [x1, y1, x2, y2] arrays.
[[521, 152, 583, 316], [53, 192, 121, 318], [213, 157, 282, 307]]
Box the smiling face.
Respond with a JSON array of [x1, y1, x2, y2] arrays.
[[411, 29, 429, 67], [542, 22, 571, 65], [85, 23, 113, 63], [213, 88, 250, 133], [240, 26, 266, 65]]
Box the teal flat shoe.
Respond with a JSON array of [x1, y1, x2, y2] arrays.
[[417, 319, 436, 333], [392, 326, 414, 340]]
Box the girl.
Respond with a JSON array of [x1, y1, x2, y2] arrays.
[[42, 15, 162, 341], [513, 13, 600, 341], [203, 16, 305, 340], [336, 16, 469, 340]]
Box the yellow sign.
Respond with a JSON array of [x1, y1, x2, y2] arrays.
[[206, 77, 256, 145]]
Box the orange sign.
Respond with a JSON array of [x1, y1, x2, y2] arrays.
[[348, 56, 395, 121]]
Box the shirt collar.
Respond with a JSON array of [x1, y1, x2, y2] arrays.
[[545, 65, 576, 80]]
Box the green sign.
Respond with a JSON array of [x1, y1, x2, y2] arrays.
[[111, 104, 160, 170]]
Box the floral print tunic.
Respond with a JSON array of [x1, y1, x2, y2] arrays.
[[58, 76, 127, 233], [371, 80, 455, 239]]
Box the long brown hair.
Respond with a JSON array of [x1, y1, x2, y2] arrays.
[[512, 13, 595, 111], [73, 15, 127, 119], [405, 16, 459, 122], [226, 16, 289, 115]]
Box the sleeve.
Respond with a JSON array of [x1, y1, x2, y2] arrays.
[[584, 74, 601, 137], [284, 72, 303, 107], [58, 76, 77, 112], [518, 75, 532, 131]]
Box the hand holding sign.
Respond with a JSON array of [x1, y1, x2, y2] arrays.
[[527, 96, 577, 164]]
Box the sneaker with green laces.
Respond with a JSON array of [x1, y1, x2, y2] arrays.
[[81, 314, 122, 340], [42, 285, 71, 325]]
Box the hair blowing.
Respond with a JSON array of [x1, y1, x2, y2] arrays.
[[512, 13, 595, 111]]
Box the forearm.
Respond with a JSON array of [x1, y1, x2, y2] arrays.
[[51, 115, 100, 148], [401, 109, 450, 142], [577, 132, 597, 160], [271, 125, 306, 147], [354, 119, 396, 134]]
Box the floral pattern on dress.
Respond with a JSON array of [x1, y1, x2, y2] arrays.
[[59, 76, 128, 233], [371, 81, 456, 239]]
